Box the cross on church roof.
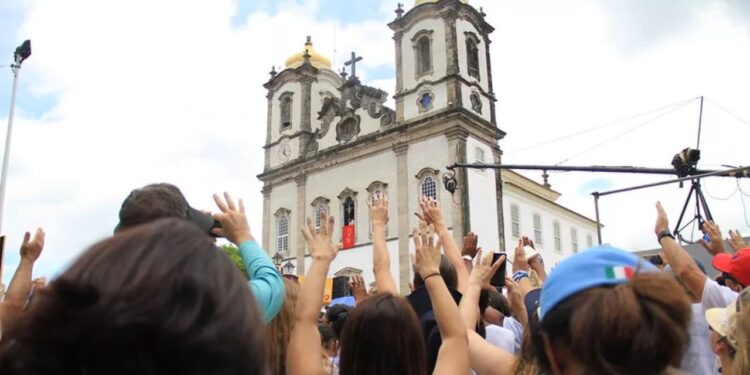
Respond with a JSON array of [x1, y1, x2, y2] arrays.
[[344, 51, 363, 79]]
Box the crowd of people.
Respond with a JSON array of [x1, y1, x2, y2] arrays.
[[0, 182, 749, 374]]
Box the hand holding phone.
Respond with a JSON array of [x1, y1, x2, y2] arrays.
[[490, 252, 508, 288]]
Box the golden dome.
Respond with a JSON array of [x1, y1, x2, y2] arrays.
[[415, 0, 468, 5], [285, 36, 332, 70]]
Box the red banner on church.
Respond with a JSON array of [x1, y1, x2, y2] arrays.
[[342, 225, 355, 250]]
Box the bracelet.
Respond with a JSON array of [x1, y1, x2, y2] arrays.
[[422, 272, 441, 282], [513, 271, 529, 282]]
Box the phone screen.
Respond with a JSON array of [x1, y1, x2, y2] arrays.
[[490, 252, 507, 288]]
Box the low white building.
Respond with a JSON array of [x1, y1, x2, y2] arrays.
[[502, 170, 600, 271]]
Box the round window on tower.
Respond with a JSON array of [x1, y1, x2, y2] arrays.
[[417, 91, 434, 113]]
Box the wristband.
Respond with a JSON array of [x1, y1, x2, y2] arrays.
[[657, 229, 674, 243], [422, 272, 441, 282], [513, 271, 529, 282]]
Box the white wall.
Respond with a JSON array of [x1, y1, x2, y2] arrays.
[[402, 83, 449, 121], [503, 186, 599, 271], [406, 135, 452, 230], [466, 137, 500, 252], [456, 19, 489, 92], [401, 18, 447, 90]]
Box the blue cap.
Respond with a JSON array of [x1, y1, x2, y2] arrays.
[[539, 245, 656, 319]]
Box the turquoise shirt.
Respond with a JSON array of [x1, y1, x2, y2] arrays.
[[238, 240, 284, 323]]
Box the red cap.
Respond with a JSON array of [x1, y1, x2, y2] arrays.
[[713, 248, 750, 287]]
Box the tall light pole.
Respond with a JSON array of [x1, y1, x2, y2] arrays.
[[0, 40, 31, 233]]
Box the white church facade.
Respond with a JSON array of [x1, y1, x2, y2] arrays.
[[257, 0, 597, 292]]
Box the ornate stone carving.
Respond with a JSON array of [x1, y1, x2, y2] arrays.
[[470, 92, 482, 114], [336, 110, 361, 143]]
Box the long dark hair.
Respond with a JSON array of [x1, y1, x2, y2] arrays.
[[338, 293, 428, 375], [0, 218, 268, 375], [533, 273, 690, 375]]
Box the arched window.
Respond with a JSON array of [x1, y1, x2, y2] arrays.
[[311, 197, 330, 231], [571, 227, 579, 253], [465, 32, 481, 80], [343, 197, 355, 225], [279, 92, 293, 131], [275, 208, 291, 255], [412, 30, 434, 78], [422, 176, 437, 200]]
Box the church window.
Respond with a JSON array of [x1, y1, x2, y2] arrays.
[[553, 221, 562, 253], [311, 197, 330, 231], [470, 93, 482, 114], [465, 32, 481, 80], [343, 197, 355, 226], [279, 92, 293, 131], [416, 168, 440, 201], [411, 30, 434, 79], [533, 213, 543, 245], [571, 227, 579, 253], [422, 176, 437, 200], [586, 234, 593, 249], [275, 208, 291, 255], [511, 204, 520, 238], [417, 90, 435, 113]]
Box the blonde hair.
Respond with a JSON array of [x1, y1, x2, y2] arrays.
[[266, 279, 299, 375], [732, 303, 750, 374]]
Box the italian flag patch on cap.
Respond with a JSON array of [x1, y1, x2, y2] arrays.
[[605, 266, 634, 280]]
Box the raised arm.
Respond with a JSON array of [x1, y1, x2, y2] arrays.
[[524, 237, 547, 284], [417, 196, 469, 293], [288, 214, 340, 375], [655, 201, 707, 299], [459, 250, 504, 330], [3, 228, 45, 308], [511, 239, 534, 298], [368, 195, 397, 295], [213, 193, 284, 323], [699, 221, 728, 256], [412, 223, 470, 375]]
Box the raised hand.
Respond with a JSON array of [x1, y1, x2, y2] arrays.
[[470, 249, 504, 290], [463, 232, 479, 258], [212, 192, 253, 245], [20, 228, 45, 263], [368, 194, 389, 226], [349, 274, 368, 302], [512, 239, 529, 273], [729, 230, 747, 252], [301, 212, 340, 262], [415, 196, 446, 231], [655, 201, 670, 236], [412, 222, 442, 278], [699, 221, 726, 255]]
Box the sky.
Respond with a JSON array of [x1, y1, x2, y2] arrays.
[[1, 0, 749, 284]]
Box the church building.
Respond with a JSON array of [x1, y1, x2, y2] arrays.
[[257, 0, 505, 293]]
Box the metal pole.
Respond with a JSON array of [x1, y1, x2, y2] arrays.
[[697, 96, 704, 149], [596, 166, 750, 197], [448, 163, 740, 177], [593, 192, 602, 245], [0, 64, 20, 233]]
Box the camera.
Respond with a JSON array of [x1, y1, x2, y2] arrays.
[[671, 148, 700, 178]]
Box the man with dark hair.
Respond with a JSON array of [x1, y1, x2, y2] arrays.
[[115, 183, 284, 323]]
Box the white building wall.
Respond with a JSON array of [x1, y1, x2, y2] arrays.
[[460, 82, 492, 123], [402, 83, 449, 122], [401, 18, 448, 90], [268, 181, 298, 255], [267, 136, 300, 170], [456, 19, 489, 92], [305, 150, 399, 243], [503, 186, 598, 271], [406, 135, 452, 230], [466, 137, 500, 252], [269, 82, 302, 144]]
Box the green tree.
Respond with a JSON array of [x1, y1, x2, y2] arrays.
[[220, 244, 248, 279]]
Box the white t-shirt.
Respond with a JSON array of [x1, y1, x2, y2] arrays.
[[502, 316, 524, 355], [701, 277, 738, 311], [682, 303, 718, 375], [485, 324, 516, 354]]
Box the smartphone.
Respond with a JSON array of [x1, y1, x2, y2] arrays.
[[490, 252, 507, 288]]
